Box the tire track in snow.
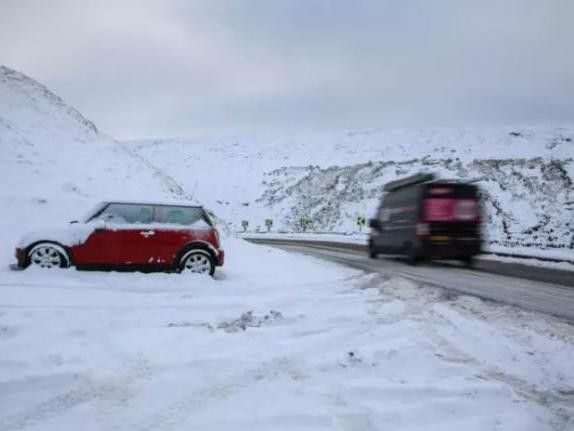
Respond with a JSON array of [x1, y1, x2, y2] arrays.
[[428, 330, 574, 430], [111, 357, 306, 431], [327, 393, 377, 431], [359, 274, 574, 430], [0, 355, 156, 431]]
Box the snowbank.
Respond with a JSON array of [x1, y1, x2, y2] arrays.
[[1, 239, 573, 429]]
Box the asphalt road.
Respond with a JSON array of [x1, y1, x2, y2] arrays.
[[246, 238, 574, 322]]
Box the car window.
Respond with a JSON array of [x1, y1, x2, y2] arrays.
[[94, 203, 154, 224], [155, 206, 212, 227]]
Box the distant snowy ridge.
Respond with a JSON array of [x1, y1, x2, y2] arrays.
[[258, 156, 573, 250], [0, 65, 184, 203], [0, 65, 99, 136], [130, 128, 574, 252], [0, 66, 189, 204]]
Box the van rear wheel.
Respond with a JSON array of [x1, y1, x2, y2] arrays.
[[407, 247, 420, 266], [368, 242, 378, 259]]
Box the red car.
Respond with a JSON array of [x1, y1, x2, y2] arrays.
[[14, 201, 224, 275]]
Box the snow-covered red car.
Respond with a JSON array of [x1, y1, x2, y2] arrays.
[[13, 201, 224, 275]]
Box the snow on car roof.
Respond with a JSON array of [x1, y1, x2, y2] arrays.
[[81, 200, 207, 222], [98, 199, 205, 208]]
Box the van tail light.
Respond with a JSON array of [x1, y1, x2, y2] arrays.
[[416, 223, 430, 237]]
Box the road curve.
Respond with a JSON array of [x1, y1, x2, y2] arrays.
[[246, 238, 574, 322]]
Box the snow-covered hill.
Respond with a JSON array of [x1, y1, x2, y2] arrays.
[[130, 128, 574, 252], [0, 66, 182, 264]]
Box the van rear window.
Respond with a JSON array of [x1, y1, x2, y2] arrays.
[[424, 198, 478, 222], [425, 184, 477, 199]]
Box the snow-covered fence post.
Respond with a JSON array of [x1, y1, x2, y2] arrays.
[[356, 215, 366, 232], [241, 220, 249, 232], [265, 219, 273, 232]]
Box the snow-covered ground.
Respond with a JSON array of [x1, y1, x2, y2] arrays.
[[2, 65, 574, 429], [2, 239, 574, 430]]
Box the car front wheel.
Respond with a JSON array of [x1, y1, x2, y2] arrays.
[[28, 243, 70, 269], [180, 250, 215, 276]]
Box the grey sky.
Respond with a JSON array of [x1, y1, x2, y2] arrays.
[[1, 0, 573, 140]]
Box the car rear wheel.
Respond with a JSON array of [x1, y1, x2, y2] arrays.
[[180, 250, 215, 276], [28, 243, 70, 269]]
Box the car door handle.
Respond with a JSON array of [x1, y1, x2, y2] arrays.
[[140, 230, 155, 238]]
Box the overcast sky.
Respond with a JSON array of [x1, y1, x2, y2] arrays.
[[1, 0, 573, 140]]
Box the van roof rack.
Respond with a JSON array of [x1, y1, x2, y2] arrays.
[[383, 173, 436, 192], [426, 178, 478, 184]]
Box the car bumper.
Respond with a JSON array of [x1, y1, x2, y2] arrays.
[[216, 249, 225, 266], [14, 247, 26, 268], [9, 263, 24, 271]]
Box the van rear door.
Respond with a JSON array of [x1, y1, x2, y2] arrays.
[[423, 184, 479, 221], [421, 183, 481, 246]]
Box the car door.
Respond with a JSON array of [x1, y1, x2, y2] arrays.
[[76, 203, 160, 266], [73, 219, 122, 265], [152, 205, 212, 265]]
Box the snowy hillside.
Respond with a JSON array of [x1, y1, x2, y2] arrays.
[[130, 129, 574, 252], [0, 66, 182, 264]]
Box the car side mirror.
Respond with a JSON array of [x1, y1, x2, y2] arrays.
[[368, 218, 381, 229]]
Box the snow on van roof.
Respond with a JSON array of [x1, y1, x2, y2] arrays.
[[383, 172, 436, 192], [98, 199, 204, 208]]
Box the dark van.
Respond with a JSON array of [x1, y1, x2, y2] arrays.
[[368, 173, 482, 264]]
